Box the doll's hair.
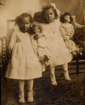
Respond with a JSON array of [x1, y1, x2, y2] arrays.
[[42, 4, 58, 22], [15, 13, 33, 26], [60, 12, 73, 23], [31, 22, 43, 34]]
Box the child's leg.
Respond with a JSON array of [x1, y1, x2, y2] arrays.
[[63, 63, 71, 81], [18, 80, 25, 103], [27, 79, 34, 102], [50, 66, 57, 86]]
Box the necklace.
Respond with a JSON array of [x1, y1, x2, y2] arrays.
[[48, 21, 55, 34]]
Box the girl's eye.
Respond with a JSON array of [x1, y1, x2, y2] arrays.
[[50, 13, 53, 15], [26, 22, 29, 24]]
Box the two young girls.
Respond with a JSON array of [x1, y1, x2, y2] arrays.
[[5, 4, 81, 103], [5, 13, 43, 103]]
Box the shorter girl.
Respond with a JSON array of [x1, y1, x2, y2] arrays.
[[31, 22, 50, 66], [60, 12, 82, 55], [5, 13, 43, 103]]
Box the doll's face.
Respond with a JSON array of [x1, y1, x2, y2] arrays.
[[34, 26, 41, 34], [44, 8, 55, 23], [64, 15, 71, 23], [19, 17, 30, 33]]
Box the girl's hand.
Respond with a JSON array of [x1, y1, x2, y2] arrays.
[[39, 56, 44, 63], [34, 35, 39, 40]]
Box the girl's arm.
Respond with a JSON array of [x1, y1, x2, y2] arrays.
[[74, 22, 85, 28], [8, 31, 17, 54]]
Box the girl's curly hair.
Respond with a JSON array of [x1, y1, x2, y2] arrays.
[[42, 4, 58, 23], [60, 12, 73, 23], [15, 13, 33, 26]]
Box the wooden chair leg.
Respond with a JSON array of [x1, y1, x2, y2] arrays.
[[76, 59, 79, 75]]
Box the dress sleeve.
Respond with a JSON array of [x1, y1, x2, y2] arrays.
[[30, 35, 38, 55], [8, 31, 17, 54]]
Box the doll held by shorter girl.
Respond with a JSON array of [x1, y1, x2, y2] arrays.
[[31, 22, 50, 67]]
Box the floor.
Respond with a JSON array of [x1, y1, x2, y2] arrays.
[[1, 72, 85, 105]]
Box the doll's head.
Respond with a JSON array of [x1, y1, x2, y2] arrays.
[[31, 22, 43, 34], [42, 4, 58, 23], [15, 13, 33, 33], [60, 12, 73, 23]]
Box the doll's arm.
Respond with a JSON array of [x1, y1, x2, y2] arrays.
[[74, 22, 85, 28], [72, 16, 85, 28], [37, 38, 46, 48]]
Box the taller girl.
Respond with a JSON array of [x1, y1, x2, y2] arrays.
[[41, 5, 72, 85]]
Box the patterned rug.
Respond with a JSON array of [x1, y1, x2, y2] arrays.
[[1, 74, 85, 105]]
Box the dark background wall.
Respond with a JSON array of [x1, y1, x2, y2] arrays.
[[40, 0, 85, 24], [0, 0, 85, 37]]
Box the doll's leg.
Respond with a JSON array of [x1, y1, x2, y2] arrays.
[[71, 51, 77, 56], [27, 79, 34, 102], [18, 80, 25, 103], [44, 55, 50, 66], [50, 66, 57, 86], [63, 63, 71, 81]]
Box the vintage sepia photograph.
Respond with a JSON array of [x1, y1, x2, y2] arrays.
[[0, 0, 85, 105]]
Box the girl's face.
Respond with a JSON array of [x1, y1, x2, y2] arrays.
[[19, 17, 30, 33], [64, 15, 71, 23], [44, 8, 55, 23], [34, 26, 41, 34]]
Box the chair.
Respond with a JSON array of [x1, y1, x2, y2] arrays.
[[0, 36, 6, 78]]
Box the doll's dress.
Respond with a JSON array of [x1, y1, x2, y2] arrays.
[[42, 19, 73, 66], [5, 26, 43, 79], [37, 35, 50, 59], [60, 23, 77, 52]]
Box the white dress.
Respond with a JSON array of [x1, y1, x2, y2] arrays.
[[5, 27, 42, 80], [60, 23, 77, 52], [42, 19, 73, 66]]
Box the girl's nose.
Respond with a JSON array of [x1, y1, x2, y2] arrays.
[[48, 14, 51, 18], [25, 24, 27, 26]]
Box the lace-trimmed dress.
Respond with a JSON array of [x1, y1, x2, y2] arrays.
[[37, 35, 50, 59], [60, 23, 77, 52], [5, 27, 42, 80], [42, 19, 73, 66]]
